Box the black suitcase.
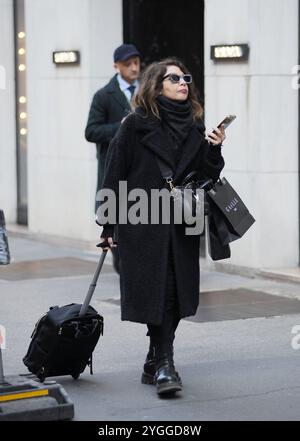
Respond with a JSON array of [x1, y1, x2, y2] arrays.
[[23, 250, 107, 382]]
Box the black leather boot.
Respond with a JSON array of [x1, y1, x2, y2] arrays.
[[141, 343, 156, 385], [154, 354, 182, 395], [141, 344, 182, 387]]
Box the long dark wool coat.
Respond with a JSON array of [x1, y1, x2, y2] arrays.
[[99, 109, 225, 325], [85, 75, 131, 194]]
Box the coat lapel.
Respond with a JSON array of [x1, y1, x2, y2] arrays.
[[107, 75, 131, 112], [135, 111, 206, 180], [136, 115, 176, 171]]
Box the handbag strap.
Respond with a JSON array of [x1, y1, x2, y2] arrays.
[[155, 156, 175, 190], [155, 156, 212, 191]]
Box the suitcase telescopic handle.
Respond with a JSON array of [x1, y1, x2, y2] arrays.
[[79, 250, 108, 317]]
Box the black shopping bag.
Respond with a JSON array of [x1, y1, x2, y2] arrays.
[[207, 177, 255, 246], [206, 211, 231, 261], [208, 198, 239, 246]]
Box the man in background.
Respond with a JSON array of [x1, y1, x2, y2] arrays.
[[85, 43, 141, 273]]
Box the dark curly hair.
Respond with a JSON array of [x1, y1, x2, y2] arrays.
[[134, 57, 203, 120]]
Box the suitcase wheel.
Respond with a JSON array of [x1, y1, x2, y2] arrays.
[[37, 367, 46, 382], [37, 375, 46, 383], [72, 372, 80, 380]]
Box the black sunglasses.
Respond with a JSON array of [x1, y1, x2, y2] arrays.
[[162, 73, 193, 84]]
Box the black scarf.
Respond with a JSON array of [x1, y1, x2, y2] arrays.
[[156, 95, 194, 151]]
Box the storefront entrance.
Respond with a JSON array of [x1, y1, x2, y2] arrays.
[[123, 0, 204, 103]]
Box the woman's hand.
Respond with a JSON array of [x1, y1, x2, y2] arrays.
[[99, 237, 117, 251], [206, 124, 226, 146]]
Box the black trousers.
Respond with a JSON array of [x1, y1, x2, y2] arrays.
[[147, 240, 180, 362]]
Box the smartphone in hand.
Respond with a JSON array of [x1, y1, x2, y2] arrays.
[[217, 114, 236, 130]]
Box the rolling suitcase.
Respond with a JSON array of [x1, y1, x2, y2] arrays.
[[23, 250, 107, 382]]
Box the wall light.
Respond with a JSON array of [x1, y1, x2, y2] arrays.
[[210, 44, 249, 62], [53, 51, 80, 65]]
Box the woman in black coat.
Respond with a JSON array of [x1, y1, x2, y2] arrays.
[[98, 58, 225, 396]]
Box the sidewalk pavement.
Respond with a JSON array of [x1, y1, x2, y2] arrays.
[[1, 230, 300, 421]]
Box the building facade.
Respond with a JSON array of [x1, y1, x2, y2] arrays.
[[0, 0, 299, 269]]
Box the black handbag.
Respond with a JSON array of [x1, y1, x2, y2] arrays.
[[207, 177, 255, 245], [155, 157, 206, 228]]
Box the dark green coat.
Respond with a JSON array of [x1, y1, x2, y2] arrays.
[[85, 75, 131, 198], [100, 110, 225, 325]]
